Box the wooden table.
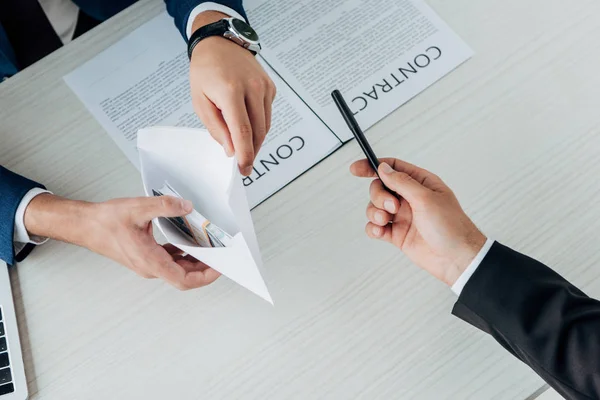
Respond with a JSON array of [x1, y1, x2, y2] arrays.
[[3, 0, 599, 398]]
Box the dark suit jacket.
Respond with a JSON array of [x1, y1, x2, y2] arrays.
[[0, 0, 246, 80], [0, 0, 246, 264], [453, 242, 600, 400], [0, 167, 45, 265]]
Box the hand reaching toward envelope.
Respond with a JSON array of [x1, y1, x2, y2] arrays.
[[351, 158, 487, 286], [189, 11, 276, 177], [23, 193, 221, 290]]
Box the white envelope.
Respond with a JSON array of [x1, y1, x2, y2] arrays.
[[137, 127, 272, 304]]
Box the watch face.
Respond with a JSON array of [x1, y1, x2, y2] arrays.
[[231, 19, 259, 42]]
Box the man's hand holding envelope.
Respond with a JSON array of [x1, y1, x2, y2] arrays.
[[137, 127, 272, 304]]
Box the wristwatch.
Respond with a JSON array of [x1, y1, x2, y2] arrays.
[[187, 17, 261, 59]]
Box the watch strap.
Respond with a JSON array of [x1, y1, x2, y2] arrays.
[[187, 19, 230, 60]]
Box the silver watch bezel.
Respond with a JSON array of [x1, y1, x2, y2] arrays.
[[224, 17, 262, 54]]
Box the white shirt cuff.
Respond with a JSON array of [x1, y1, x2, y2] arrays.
[[13, 188, 52, 246], [451, 238, 495, 296], [38, 0, 79, 45], [185, 3, 247, 39]]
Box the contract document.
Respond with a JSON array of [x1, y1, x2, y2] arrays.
[[65, 0, 472, 208]]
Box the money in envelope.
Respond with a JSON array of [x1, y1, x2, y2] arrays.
[[137, 126, 271, 303], [152, 181, 232, 248]]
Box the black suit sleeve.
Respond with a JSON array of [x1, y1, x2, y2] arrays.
[[452, 242, 600, 400]]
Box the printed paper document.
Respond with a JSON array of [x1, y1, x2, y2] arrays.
[[65, 0, 472, 208]]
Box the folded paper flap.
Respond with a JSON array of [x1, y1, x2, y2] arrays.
[[176, 233, 272, 304], [169, 232, 246, 253], [137, 127, 272, 303], [227, 168, 263, 269], [156, 215, 197, 248], [138, 128, 239, 235], [157, 221, 250, 254], [139, 126, 221, 156]]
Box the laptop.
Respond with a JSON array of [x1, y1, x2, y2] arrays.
[[0, 262, 28, 399]]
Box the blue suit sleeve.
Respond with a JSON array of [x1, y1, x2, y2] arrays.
[[70, 0, 137, 21], [0, 166, 45, 265], [164, 0, 246, 38]]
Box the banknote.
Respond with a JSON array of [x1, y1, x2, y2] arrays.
[[152, 181, 233, 248]]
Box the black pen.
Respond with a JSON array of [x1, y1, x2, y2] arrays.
[[331, 89, 393, 193]]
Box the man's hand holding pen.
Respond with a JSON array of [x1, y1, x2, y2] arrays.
[[351, 158, 487, 286]]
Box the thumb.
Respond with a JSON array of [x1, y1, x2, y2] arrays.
[[135, 196, 193, 224], [378, 162, 429, 204]]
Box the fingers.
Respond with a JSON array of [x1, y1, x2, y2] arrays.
[[365, 222, 392, 242], [369, 179, 400, 213], [246, 87, 267, 158], [366, 202, 392, 226], [136, 271, 156, 279], [350, 158, 401, 178], [150, 248, 220, 290], [221, 92, 255, 176], [351, 158, 429, 204], [141, 244, 220, 289], [175, 256, 221, 287], [351, 158, 441, 189], [259, 80, 276, 156], [377, 162, 429, 204], [156, 260, 215, 290], [162, 243, 184, 256], [193, 94, 234, 156], [350, 159, 377, 178], [174, 254, 221, 285], [189, 42, 274, 176], [214, 78, 275, 176], [178, 267, 221, 287], [134, 196, 193, 225], [264, 87, 274, 134], [350, 157, 417, 178]]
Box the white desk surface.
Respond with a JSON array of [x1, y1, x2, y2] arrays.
[[1, 0, 597, 398], [536, 388, 563, 400]]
